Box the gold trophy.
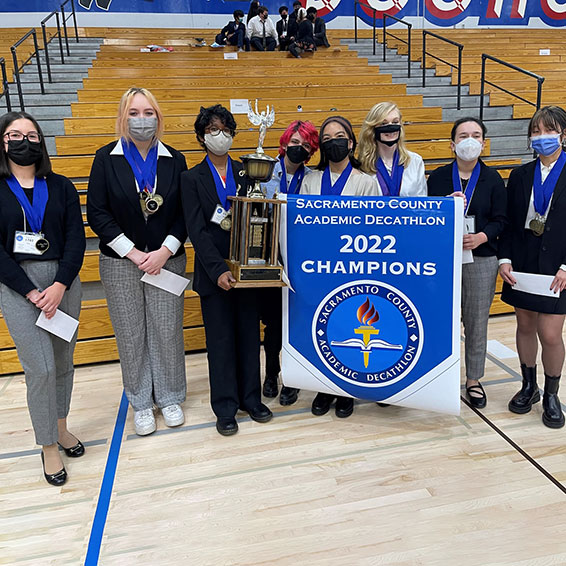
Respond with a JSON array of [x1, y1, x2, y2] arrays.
[[225, 100, 286, 287]]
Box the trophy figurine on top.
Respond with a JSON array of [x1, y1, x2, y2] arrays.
[[224, 100, 285, 287]]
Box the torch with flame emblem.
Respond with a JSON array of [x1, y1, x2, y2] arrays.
[[355, 298, 380, 368]]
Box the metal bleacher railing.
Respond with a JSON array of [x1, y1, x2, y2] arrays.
[[8, 0, 79, 110], [479, 54, 544, 121], [0, 57, 12, 112], [383, 14, 412, 78]]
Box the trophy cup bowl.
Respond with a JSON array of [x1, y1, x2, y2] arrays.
[[240, 152, 278, 198]]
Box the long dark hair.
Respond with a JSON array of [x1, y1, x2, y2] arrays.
[[247, 0, 260, 23], [316, 116, 361, 171], [0, 111, 52, 178]]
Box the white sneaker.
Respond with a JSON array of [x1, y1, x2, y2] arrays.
[[210, 42, 224, 48], [134, 408, 156, 436], [162, 404, 185, 427]]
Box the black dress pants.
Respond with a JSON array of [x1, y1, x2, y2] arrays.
[[259, 287, 282, 378], [200, 289, 262, 418]]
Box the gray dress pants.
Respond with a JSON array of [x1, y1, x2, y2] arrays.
[[461, 255, 499, 380], [99, 253, 187, 411], [0, 260, 81, 446]]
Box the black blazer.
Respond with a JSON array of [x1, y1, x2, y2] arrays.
[[220, 21, 246, 40], [296, 19, 315, 45], [87, 140, 188, 259], [0, 173, 85, 296], [181, 157, 247, 297], [314, 18, 329, 47], [498, 159, 566, 274], [427, 159, 507, 257]]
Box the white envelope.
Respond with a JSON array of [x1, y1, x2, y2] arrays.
[[141, 269, 190, 296], [36, 310, 79, 342], [511, 271, 559, 298], [462, 248, 474, 264]]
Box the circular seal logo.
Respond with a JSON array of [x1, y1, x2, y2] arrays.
[[312, 280, 423, 387], [304, 0, 342, 19]]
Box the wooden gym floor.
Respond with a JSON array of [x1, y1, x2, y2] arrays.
[[1, 314, 566, 566]]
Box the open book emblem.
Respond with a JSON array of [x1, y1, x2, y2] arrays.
[[330, 298, 402, 368]]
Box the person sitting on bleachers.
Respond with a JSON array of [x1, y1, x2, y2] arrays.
[[307, 6, 330, 48], [248, 5, 278, 51], [213, 10, 250, 52], [289, 8, 315, 59], [276, 6, 291, 51]]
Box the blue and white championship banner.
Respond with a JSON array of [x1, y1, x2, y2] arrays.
[[280, 195, 464, 415]]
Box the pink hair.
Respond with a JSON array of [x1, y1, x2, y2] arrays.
[[278, 120, 319, 162]]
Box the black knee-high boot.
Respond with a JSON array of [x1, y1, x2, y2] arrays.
[[509, 364, 540, 414], [542, 374, 565, 429]]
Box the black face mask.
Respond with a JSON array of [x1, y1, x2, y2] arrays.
[[307, 13, 315, 21], [374, 124, 401, 147], [286, 145, 309, 164], [7, 139, 44, 167], [322, 138, 350, 163]]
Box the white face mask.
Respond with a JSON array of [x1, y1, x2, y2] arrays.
[[204, 132, 233, 156], [454, 137, 483, 161]]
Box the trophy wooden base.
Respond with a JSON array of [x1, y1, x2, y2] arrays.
[[225, 260, 286, 288]]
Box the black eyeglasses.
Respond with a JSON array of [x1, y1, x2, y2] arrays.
[[4, 131, 42, 143]]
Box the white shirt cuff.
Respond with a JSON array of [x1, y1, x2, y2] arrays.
[[162, 235, 182, 255], [560, 264, 566, 272], [108, 234, 135, 258], [498, 258, 512, 266]]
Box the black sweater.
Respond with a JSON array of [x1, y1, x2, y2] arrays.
[[427, 160, 507, 257], [0, 173, 86, 296]]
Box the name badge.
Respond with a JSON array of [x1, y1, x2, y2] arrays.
[[464, 215, 476, 235], [13, 231, 50, 255], [211, 206, 229, 225]]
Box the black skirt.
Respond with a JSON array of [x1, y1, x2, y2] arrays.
[[501, 230, 566, 314]]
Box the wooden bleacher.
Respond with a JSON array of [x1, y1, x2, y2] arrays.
[[0, 26, 531, 374]]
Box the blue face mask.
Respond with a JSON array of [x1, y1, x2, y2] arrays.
[[531, 134, 562, 156]]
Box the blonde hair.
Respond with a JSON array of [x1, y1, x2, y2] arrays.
[[297, 7, 307, 22], [115, 87, 164, 143], [358, 101, 410, 175]]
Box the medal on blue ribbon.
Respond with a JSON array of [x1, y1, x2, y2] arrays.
[[122, 139, 161, 213], [452, 160, 481, 215], [6, 175, 50, 252], [279, 156, 305, 195], [206, 156, 237, 230], [321, 163, 353, 196], [375, 151, 403, 197], [530, 151, 566, 236]]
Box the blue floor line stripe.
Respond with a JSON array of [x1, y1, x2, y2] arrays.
[[84, 391, 129, 566]]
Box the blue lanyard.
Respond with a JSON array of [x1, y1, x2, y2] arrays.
[[533, 151, 566, 216], [6, 175, 49, 233], [321, 163, 353, 196], [452, 160, 481, 215], [121, 138, 158, 194], [375, 151, 403, 196], [206, 155, 237, 210], [279, 157, 305, 195]]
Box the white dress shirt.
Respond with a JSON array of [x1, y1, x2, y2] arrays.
[[107, 139, 182, 257], [247, 15, 278, 42]]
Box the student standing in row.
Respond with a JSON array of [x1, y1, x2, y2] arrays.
[[499, 105, 566, 428], [358, 101, 426, 197], [261, 120, 319, 406], [302, 116, 380, 418], [181, 105, 272, 436], [87, 87, 188, 437], [0, 112, 85, 486], [428, 117, 507, 409]]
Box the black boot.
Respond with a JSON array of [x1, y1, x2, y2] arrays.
[[508, 364, 540, 414], [542, 375, 565, 429], [262, 375, 279, 398]]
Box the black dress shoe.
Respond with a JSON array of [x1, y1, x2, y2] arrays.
[[57, 439, 85, 458], [279, 386, 299, 406], [311, 392, 335, 416], [466, 382, 487, 409], [335, 396, 354, 418], [262, 375, 279, 398], [216, 417, 239, 436], [41, 451, 67, 486], [246, 403, 273, 423]]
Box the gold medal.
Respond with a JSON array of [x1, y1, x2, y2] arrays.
[[35, 237, 49, 254], [144, 194, 163, 214], [529, 215, 545, 236], [220, 213, 232, 231]]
